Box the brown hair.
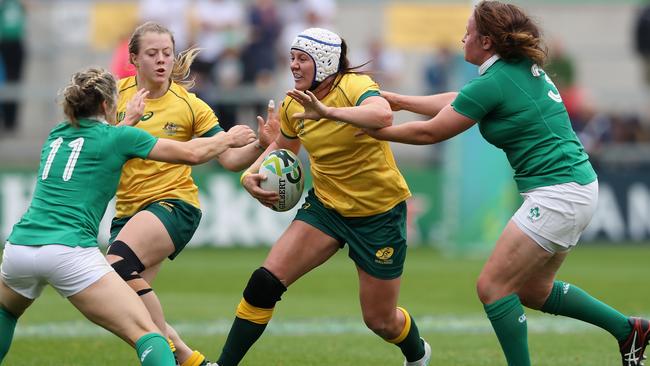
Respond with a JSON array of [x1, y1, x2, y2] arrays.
[[61, 67, 117, 127], [474, 1, 547, 65], [128, 21, 200, 89]]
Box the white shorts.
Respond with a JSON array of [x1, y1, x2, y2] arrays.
[[1, 243, 114, 299], [512, 181, 598, 253]]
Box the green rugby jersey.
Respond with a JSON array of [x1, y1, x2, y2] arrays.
[[451, 57, 596, 192], [8, 119, 157, 247]]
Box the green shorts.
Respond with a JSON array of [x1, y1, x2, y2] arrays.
[[294, 189, 407, 280], [109, 199, 202, 260]]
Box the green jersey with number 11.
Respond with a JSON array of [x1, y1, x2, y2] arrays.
[[452, 57, 596, 192], [8, 119, 157, 247]]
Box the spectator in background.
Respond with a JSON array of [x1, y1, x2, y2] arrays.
[[239, 0, 282, 118], [634, 2, 650, 86], [424, 46, 455, 94], [110, 33, 137, 79], [240, 0, 281, 89], [189, 0, 246, 131], [0, 0, 26, 134], [139, 0, 191, 52], [357, 37, 404, 91], [545, 39, 588, 124]]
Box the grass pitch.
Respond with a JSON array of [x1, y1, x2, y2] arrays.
[[4, 244, 649, 365]]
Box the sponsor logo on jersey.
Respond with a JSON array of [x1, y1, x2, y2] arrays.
[[163, 122, 179, 136], [117, 111, 154, 123], [375, 247, 394, 264], [140, 111, 154, 121]]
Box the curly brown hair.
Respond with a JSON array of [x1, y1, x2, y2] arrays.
[[474, 1, 548, 65]]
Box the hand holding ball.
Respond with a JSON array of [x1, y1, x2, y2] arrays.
[[259, 149, 305, 211]]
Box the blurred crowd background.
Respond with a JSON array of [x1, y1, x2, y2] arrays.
[[1, 0, 650, 169], [2, 0, 650, 247]]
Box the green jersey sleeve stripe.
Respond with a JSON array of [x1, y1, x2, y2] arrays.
[[200, 125, 224, 137], [356, 90, 380, 106]]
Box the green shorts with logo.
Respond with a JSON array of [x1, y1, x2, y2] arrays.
[[109, 199, 202, 260], [294, 189, 407, 280]]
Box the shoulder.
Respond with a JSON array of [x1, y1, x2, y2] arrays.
[[339, 73, 377, 89], [167, 82, 208, 109], [118, 76, 137, 94]]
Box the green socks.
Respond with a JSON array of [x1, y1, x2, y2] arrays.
[[0, 306, 17, 362], [135, 332, 176, 366], [484, 294, 530, 366], [217, 317, 268, 366], [390, 307, 426, 362], [541, 280, 631, 341]]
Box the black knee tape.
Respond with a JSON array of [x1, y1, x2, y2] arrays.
[[108, 240, 145, 281], [136, 288, 153, 296], [243, 267, 287, 309]]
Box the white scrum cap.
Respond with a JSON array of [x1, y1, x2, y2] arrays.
[[291, 28, 342, 83]]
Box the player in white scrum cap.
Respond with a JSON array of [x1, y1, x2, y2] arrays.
[[219, 27, 432, 366]]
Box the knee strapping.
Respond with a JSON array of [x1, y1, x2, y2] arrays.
[[242, 267, 287, 308], [108, 240, 152, 296]]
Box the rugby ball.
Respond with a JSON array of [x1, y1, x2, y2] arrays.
[[259, 149, 305, 211]]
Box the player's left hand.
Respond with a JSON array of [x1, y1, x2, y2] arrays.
[[123, 88, 149, 126], [288, 89, 330, 121]]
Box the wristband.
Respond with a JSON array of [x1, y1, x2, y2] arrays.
[[255, 141, 265, 151], [240, 170, 252, 185]]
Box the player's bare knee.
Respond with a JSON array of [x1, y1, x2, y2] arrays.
[[243, 267, 287, 308]]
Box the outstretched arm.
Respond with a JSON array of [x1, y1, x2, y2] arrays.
[[147, 125, 256, 165], [217, 100, 281, 171], [287, 90, 393, 129], [365, 104, 476, 145], [382, 90, 458, 116]]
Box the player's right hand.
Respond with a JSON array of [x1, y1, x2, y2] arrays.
[[227, 125, 257, 147], [242, 173, 279, 208]]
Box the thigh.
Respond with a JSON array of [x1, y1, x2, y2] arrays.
[[111, 210, 175, 268], [263, 220, 340, 286], [68, 271, 159, 346], [357, 267, 401, 319], [345, 201, 408, 280], [0, 279, 33, 318]]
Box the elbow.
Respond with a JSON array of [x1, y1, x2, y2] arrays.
[[376, 109, 393, 128]]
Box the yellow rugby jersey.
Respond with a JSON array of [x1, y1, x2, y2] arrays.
[[114, 77, 223, 217], [281, 73, 411, 217]]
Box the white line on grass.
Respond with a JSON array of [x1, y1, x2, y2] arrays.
[[16, 314, 636, 339]]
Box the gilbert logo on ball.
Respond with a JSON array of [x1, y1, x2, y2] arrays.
[[259, 149, 305, 211]]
